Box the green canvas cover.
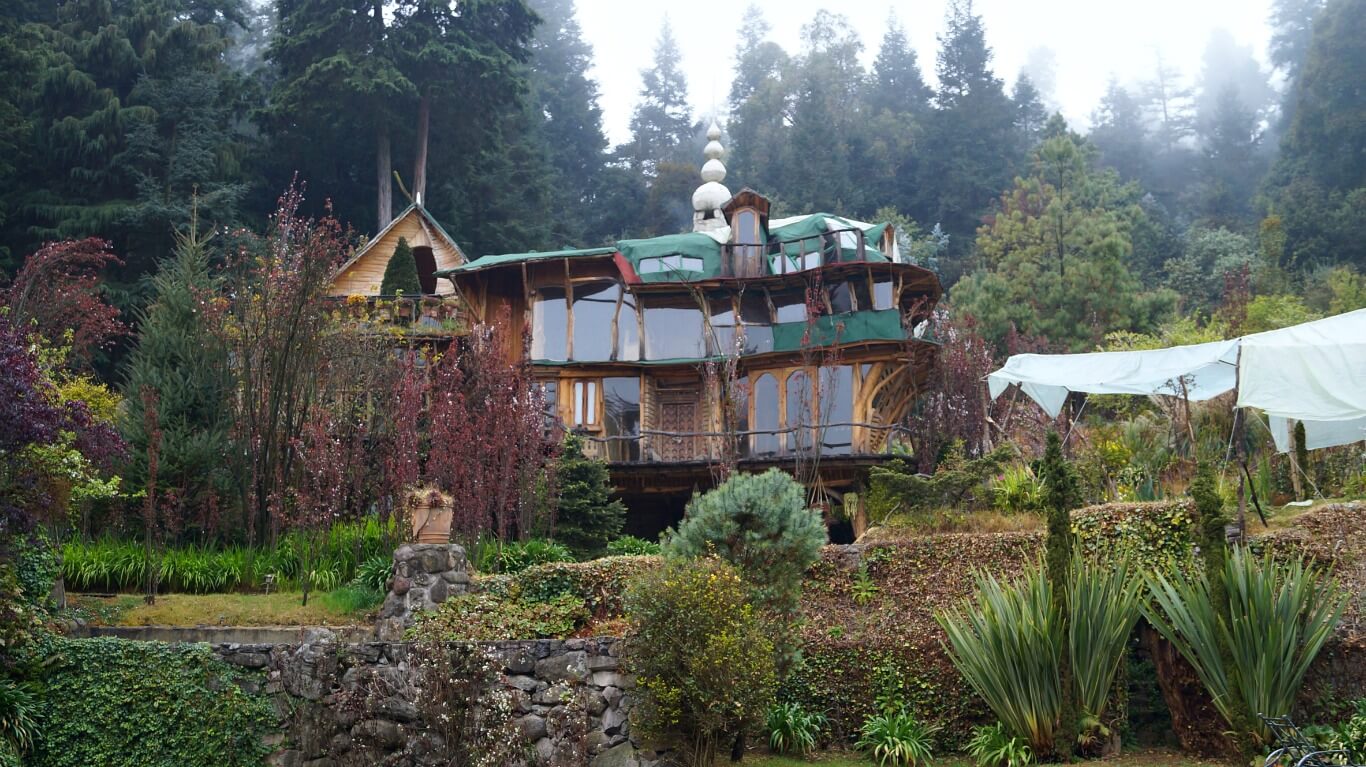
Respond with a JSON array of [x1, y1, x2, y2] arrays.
[[435, 246, 617, 276], [767, 214, 890, 271], [771, 309, 906, 352], [616, 233, 725, 282]]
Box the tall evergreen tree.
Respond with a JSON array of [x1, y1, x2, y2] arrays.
[[1195, 85, 1265, 226], [1264, 0, 1366, 269], [868, 14, 929, 117], [914, 0, 1022, 274], [1088, 80, 1150, 183], [1268, 0, 1327, 85], [726, 5, 791, 195], [119, 220, 232, 524], [1012, 74, 1050, 148], [784, 11, 867, 214], [625, 19, 694, 174]]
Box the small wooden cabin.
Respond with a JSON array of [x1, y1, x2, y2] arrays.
[[329, 204, 466, 297]]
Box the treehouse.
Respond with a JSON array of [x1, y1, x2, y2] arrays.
[[326, 202, 467, 336], [436, 125, 942, 535]]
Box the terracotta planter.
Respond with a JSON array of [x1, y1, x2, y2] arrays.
[[409, 487, 454, 543]]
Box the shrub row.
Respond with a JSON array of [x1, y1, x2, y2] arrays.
[[62, 518, 396, 594]]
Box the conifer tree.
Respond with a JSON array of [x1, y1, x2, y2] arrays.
[[380, 237, 422, 296], [869, 14, 930, 117], [119, 219, 232, 523], [625, 19, 694, 174], [1039, 431, 1080, 761], [552, 433, 626, 558]]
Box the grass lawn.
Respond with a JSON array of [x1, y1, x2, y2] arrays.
[[66, 586, 382, 627], [746, 749, 1233, 767]]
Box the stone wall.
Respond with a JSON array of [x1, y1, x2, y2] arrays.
[[212, 631, 662, 767], [375, 543, 471, 641]]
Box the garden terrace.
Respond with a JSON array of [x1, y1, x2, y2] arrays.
[[322, 293, 466, 339]]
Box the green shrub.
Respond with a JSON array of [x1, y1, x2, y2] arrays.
[[380, 236, 420, 296], [0, 677, 38, 766], [868, 444, 1013, 520], [624, 556, 776, 767], [992, 465, 1044, 514], [31, 637, 272, 767], [665, 468, 826, 673], [856, 709, 937, 767], [553, 434, 626, 558], [410, 592, 588, 641], [1305, 700, 1366, 763], [486, 539, 574, 575], [354, 553, 392, 592], [766, 701, 826, 755], [1143, 547, 1346, 746], [604, 535, 660, 557], [967, 722, 1033, 767], [14, 532, 59, 609], [511, 555, 659, 619]]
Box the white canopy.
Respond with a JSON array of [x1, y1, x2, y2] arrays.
[[987, 309, 1366, 452]]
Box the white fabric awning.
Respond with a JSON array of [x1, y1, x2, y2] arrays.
[[986, 340, 1240, 418], [987, 308, 1366, 452]]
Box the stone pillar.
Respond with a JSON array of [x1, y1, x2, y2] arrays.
[[374, 543, 469, 640]]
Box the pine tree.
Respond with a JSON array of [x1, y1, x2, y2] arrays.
[[1195, 85, 1265, 226], [119, 218, 232, 524], [381, 237, 422, 296], [1089, 80, 1150, 183], [552, 433, 625, 558], [725, 4, 791, 195], [625, 19, 693, 174], [868, 14, 929, 117]]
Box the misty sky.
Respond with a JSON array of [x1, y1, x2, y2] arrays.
[[575, 0, 1278, 146]]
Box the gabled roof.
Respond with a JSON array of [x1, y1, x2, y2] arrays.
[[330, 204, 467, 294]]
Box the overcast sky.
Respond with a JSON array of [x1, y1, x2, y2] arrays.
[[574, 0, 1277, 146]]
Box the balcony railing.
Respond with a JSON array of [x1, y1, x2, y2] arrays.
[[574, 421, 913, 465], [718, 227, 873, 278], [324, 294, 466, 337]]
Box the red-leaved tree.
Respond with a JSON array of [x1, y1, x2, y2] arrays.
[[425, 319, 555, 544], [908, 310, 999, 472], [3, 238, 125, 368]]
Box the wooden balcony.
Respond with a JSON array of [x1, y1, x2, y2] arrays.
[[324, 294, 467, 338]]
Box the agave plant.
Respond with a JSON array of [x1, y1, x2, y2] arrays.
[[937, 566, 1062, 755], [1143, 547, 1346, 744]]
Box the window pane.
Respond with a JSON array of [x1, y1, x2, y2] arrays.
[[752, 373, 780, 457], [618, 291, 640, 361], [819, 366, 854, 454], [735, 210, 760, 244], [572, 281, 619, 361], [739, 292, 771, 324], [603, 377, 641, 461], [772, 291, 807, 324], [828, 282, 853, 314], [786, 370, 812, 452], [709, 298, 737, 356], [572, 381, 585, 425], [642, 298, 707, 360], [540, 381, 558, 423], [741, 325, 773, 354], [873, 277, 894, 310], [531, 287, 568, 360], [585, 381, 597, 424], [680, 256, 704, 271]]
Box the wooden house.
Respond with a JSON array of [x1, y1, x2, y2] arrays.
[[436, 125, 942, 536], [329, 203, 466, 297]]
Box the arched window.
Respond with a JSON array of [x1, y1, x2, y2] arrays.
[[752, 373, 780, 457]]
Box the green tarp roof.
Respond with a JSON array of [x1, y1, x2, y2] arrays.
[[435, 246, 616, 276], [438, 214, 896, 282]]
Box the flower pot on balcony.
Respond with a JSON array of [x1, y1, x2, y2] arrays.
[[409, 486, 454, 543]]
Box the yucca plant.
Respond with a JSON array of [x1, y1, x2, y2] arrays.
[[937, 566, 1061, 755], [967, 722, 1033, 767], [1143, 547, 1346, 745], [766, 701, 826, 755], [856, 709, 937, 767]]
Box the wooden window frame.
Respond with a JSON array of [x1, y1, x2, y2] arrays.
[[568, 377, 603, 431]]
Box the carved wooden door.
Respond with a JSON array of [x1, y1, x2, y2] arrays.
[[657, 388, 699, 461]]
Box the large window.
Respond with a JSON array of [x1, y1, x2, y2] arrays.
[[786, 370, 813, 452], [819, 366, 853, 454], [637, 254, 705, 275], [531, 287, 568, 360], [642, 297, 707, 360], [571, 379, 599, 428], [738, 291, 774, 354], [752, 373, 781, 457], [709, 297, 738, 356], [772, 290, 807, 324], [873, 276, 895, 310], [746, 366, 857, 456], [603, 377, 641, 462], [572, 281, 619, 361]]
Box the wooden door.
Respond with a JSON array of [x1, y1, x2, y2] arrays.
[[657, 387, 700, 461]]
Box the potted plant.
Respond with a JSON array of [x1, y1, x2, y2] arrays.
[[394, 289, 414, 321], [408, 485, 454, 543]]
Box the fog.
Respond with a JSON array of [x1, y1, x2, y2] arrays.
[[576, 0, 1277, 143]]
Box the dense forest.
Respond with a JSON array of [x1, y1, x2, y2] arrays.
[[1, 0, 1365, 365]]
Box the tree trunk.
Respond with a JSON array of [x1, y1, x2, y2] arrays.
[[413, 90, 431, 204], [1139, 622, 1236, 758], [377, 123, 392, 231]]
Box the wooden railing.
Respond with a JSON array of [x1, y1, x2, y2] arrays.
[[575, 421, 912, 465], [324, 294, 466, 337]]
